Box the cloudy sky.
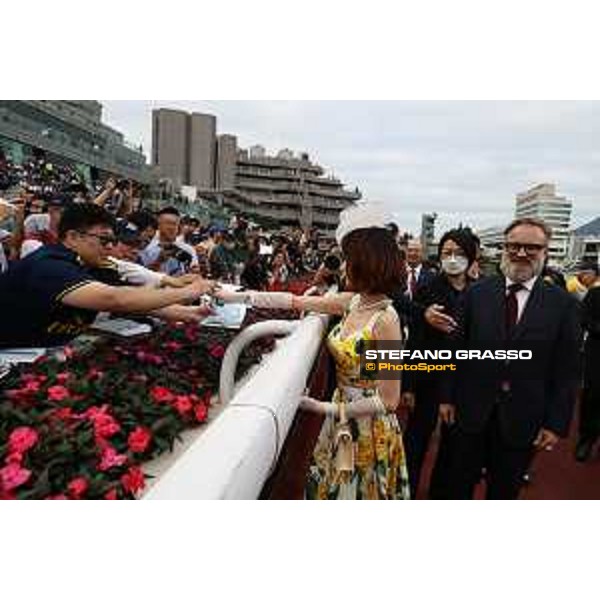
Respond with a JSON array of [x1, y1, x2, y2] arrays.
[[102, 101, 600, 235]]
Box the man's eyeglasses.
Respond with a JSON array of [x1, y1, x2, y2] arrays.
[[504, 242, 546, 256], [78, 231, 117, 247]]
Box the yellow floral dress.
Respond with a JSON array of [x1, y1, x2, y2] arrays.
[[305, 296, 410, 500]]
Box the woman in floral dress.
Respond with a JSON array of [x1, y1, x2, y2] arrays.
[[217, 206, 410, 500]]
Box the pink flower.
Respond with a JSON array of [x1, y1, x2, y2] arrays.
[[7, 426, 39, 454], [47, 385, 69, 402], [87, 406, 121, 439], [63, 346, 75, 359], [45, 494, 68, 500], [67, 477, 89, 499], [55, 372, 70, 384], [21, 380, 41, 394], [5, 452, 23, 465], [98, 446, 127, 472], [209, 344, 226, 359], [127, 427, 152, 453], [0, 463, 31, 491], [52, 407, 74, 421], [164, 341, 183, 352], [104, 489, 118, 500], [150, 386, 174, 404], [194, 403, 208, 423], [120, 466, 145, 495], [87, 368, 104, 380], [174, 395, 192, 416]]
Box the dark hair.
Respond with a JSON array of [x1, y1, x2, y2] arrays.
[[157, 206, 180, 218], [324, 255, 341, 271], [386, 222, 399, 237], [58, 204, 115, 240], [504, 217, 552, 240], [438, 227, 478, 267], [128, 210, 158, 231], [342, 228, 405, 295]]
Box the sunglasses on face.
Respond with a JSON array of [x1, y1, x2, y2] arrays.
[[504, 242, 546, 256], [78, 231, 117, 247]]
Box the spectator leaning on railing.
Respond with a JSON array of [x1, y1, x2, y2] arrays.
[[0, 204, 217, 349]]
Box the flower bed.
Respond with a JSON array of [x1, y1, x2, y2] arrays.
[[0, 308, 295, 500]]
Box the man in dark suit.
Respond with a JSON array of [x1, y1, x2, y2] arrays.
[[392, 239, 437, 331], [438, 217, 581, 499]]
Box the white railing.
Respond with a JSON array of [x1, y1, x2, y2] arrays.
[[144, 312, 330, 500]]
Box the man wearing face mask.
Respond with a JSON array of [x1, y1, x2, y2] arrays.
[[401, 227, 478, 497], [438, 217, 581, 499]]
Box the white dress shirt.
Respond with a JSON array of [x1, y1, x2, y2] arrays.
[[505, 275, 538, 323]]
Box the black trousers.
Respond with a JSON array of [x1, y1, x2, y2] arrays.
[[442, 407, 534, 500], [578, 347, 600, 441]]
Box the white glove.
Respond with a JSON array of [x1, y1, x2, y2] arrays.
[[249, 292, 293, 310], [213, 289, 250, 304], [299, 396, 338, 416]]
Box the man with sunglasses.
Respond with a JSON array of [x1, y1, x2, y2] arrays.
[[438, 217, 581, 499], [0, 204, 216, 349]]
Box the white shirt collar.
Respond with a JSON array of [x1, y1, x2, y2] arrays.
[[505, 275, 538, 292]]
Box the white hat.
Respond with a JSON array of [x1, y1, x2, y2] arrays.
[[335, 203, 387, 246]]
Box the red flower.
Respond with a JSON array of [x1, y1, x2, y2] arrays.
[[128, 427, 152, 453], [55, 372, 70, 384], [209, 344, 226, 359], [0, 463, 31, 491], [164, 341, 183, 352], [21, 380, 41, 395], [7, 426, 39, 454], [87, 368, 104, 380], [45, 494, 69, 500], [120, 466, 145, 495], [150, 386, 174, 404], [174, 395, 192, 416], [67, 477, 89, 499], [194, 403, 208, 423], [104, 489, 118, 500], [47, 385, 69, 402], [5, 452, 23, 465], [52, 407, 74, 421], [98, 446, 127, 472], [87, 405, 121, 438]]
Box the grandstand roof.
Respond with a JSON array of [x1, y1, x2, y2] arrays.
[[574, 216, 600, 236]]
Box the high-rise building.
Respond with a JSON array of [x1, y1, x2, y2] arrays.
[[515, 183, 572, 262], [152, 108, 189, 187], [152, 108, 360, 234]]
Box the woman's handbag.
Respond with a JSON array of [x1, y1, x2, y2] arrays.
[[334, 400, 354, 474]]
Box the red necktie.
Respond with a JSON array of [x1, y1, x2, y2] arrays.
[[505, 283, 523, 335], [409, 267, 417, 297]]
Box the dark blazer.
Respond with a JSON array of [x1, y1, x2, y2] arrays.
[[449, 275, 581, 447], [392, 263, 438, 329], [403, 273, 469, 395]]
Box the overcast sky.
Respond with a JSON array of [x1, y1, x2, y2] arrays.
[[102, 101, 600, 236]]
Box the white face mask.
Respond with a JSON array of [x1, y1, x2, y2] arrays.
[[441, 255, 469, 276]]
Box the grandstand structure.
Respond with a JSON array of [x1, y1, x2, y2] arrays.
[[0, 101, 151, 188]]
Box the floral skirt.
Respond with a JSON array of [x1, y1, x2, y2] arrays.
[[305, 387, 410, 500]]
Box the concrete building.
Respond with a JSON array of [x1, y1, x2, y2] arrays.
[[515, 183, 572, 263], [420, 212, 437, 258], [477, 225, 505, 260], [152, 108, 189, 187], [189, 113, 216, 189], [152, 108, 360, 235], [0, 100, 149, 184], [568, 216, 600, 267]]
